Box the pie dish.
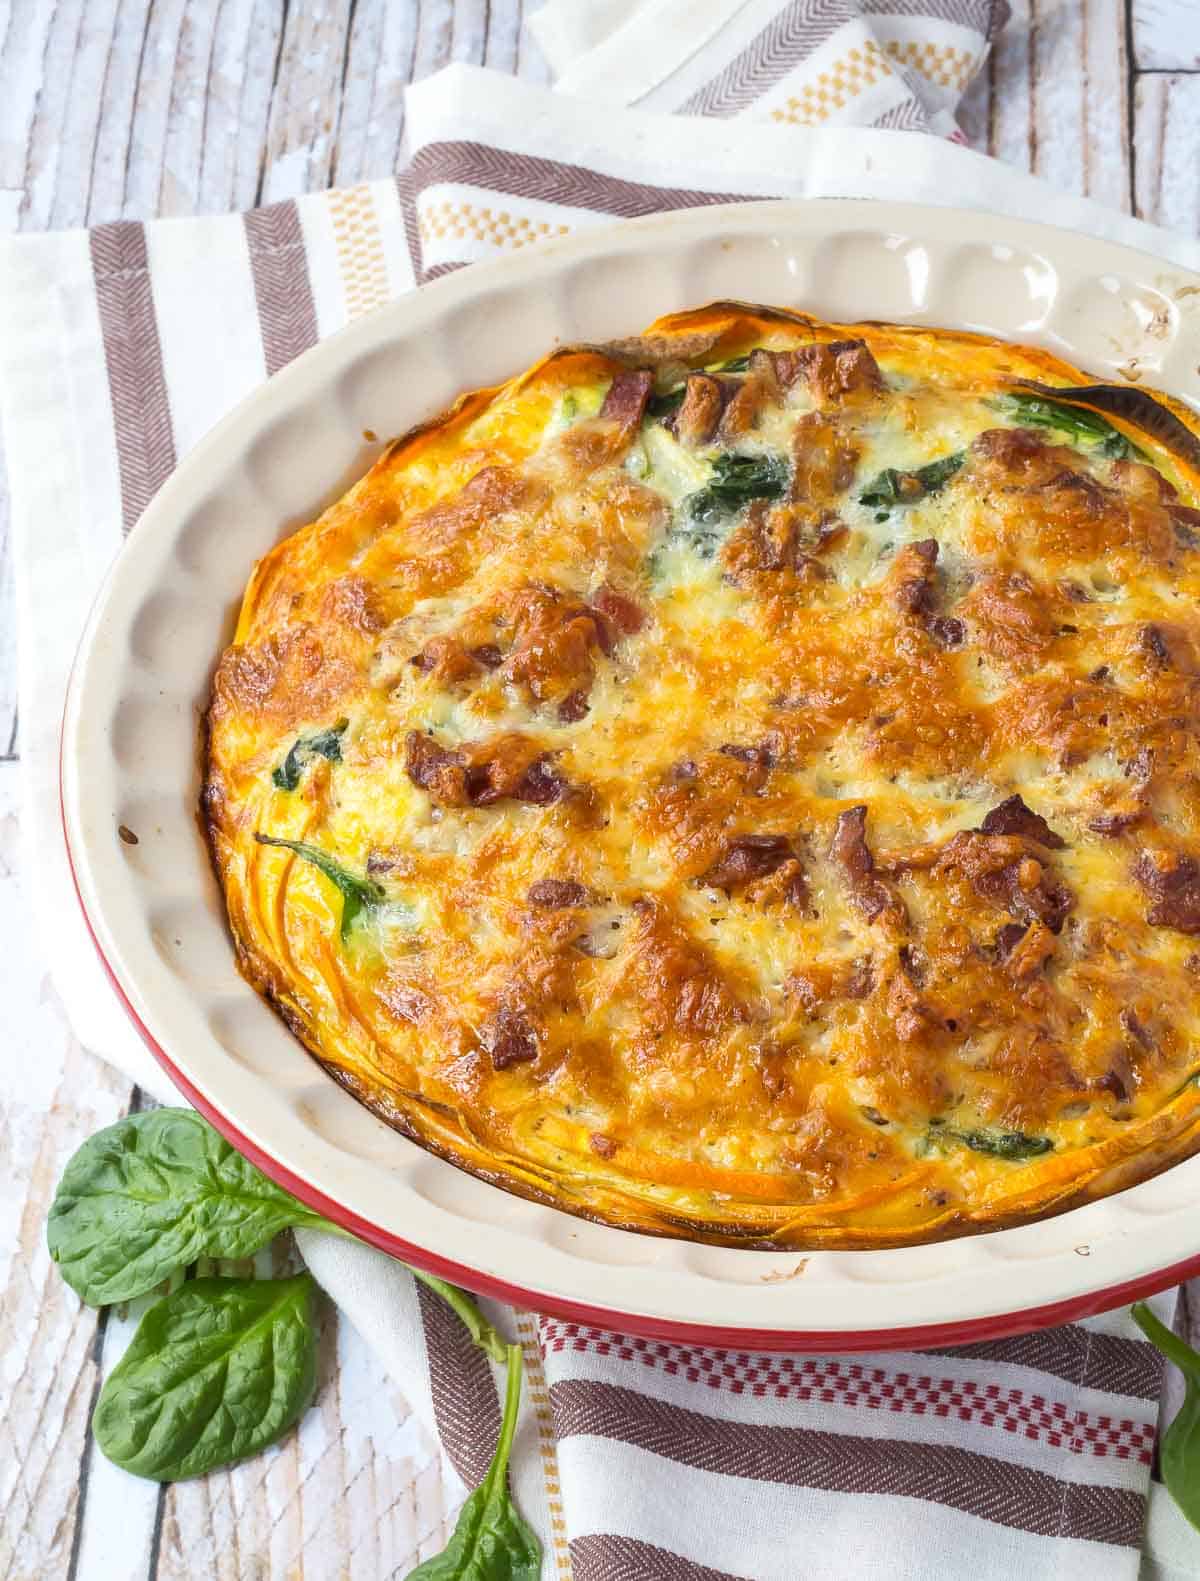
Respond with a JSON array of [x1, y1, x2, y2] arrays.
[[64, 202, 1200, 1344]]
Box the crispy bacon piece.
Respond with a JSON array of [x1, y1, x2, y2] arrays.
[[626, 897, 747, 1037], [979, 794, 1066, 850], [1133, 849, 1200, 933], [830, 806, 904, 925], [1140, 623, 1172, 668], [700, 834, 808, 907], [469, 746, 565, 808], [928, 616, 965, 649], [796, 339, 883, 404], [884, 539, 966, 649], [1001, 921, 1057, 979], [410, 634, 480, 685], [528, 879, 593, 908], [557, 689, 590, 723], [718, 368, 776, 440], [702, 834, 792, 887], [960, 570, 1056, 666], [890, 538, 939, 618], [501, 584, 606, 705], [722, 502, 831, 586], [404, 730, 566, 809], [938, 832, 1073, 933], [790, 412, 860, 502], [404, 731, 469, 804], [788, 957, 874, 1011], [673, 373, 724, 447], [599, 368, 653, 434], [969, 427, 1070, 486], [481, 1007, 539, 1070], [591, 584, 645, 637]]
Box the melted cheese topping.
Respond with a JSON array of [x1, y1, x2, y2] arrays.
[[204, 305, 1200, 1247]]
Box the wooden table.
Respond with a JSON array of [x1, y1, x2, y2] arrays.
[[2, 4, 1198, 1576]]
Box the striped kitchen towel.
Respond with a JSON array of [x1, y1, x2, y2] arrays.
[[2, 18, 1199, 1581], [527, 0, 1008, 135]]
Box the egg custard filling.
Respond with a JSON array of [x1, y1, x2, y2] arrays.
[[203, 303, 1200, 1247]]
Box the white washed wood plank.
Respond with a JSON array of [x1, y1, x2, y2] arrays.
[[196, 0, 283, 215], [957, 0, 1132, 213], [0, 759, 141, 1578], [259, 1, 354, 205], [0, 479, 16, 759], [1134, 72, 1200, 235], [332, 3, 420, 190], [1132, 0, 1200, 70]]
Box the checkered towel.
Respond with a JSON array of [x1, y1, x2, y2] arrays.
[[3, 3, 1199, 1575]]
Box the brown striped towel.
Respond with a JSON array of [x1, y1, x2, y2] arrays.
[[3, 9, 1199, 1575]]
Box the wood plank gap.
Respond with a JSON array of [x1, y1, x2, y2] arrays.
[[339, 0, 361, 106], [64, 1303, 113, 1581], [1125, 0, 1138, 215]]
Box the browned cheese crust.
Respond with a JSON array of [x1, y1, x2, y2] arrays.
[[203, 303, 1200, 1247]]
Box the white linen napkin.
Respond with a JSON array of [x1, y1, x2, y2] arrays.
[[3, 18, 1198, 1577]]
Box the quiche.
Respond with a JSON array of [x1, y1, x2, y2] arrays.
[[203, 302, 1200, 1248]]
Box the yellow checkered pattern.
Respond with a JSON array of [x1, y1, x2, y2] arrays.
[[419, 200, 571, 251], [329, 184, 390, 320], [884, 38, 977, 91], [769, 40, 894, 127]]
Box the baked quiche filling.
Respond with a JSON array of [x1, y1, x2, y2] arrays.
[[203, 304, 1200, 1247]]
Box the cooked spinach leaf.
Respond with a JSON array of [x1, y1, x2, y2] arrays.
[[859, 452, 964, 511], [957, 1127, 1054, 1160], [686, 452, 789, 528], [47, 1108, 335, 1305], [994, 392, 1143, 460], [646, 385, 686, 420], [708, 353, 752, 373], [406, 1342, 542, 1580], [254, 833, 385, 940], [1133, 1302, 1200, 1533], [921, 1122, 1052, 1161], [93, 1273, 318, 1481], [273, 718, 348, 792]]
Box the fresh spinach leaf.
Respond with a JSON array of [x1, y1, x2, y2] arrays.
[[47, 1108, 335, 1305], [254, 833, 385, 940], [859, 452, 964, 510], [93, 1273, 318, 1481], [406, 1342, 542, 1580], [412, 1270, 508, 1365], [1133, 1302, 1200, 1533], [994, 393, 1142, 460], [273, 718, 348, 792], [685, 452, 789, 529]]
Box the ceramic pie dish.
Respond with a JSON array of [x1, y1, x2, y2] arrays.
[[62, 200, 1200, 1348]]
